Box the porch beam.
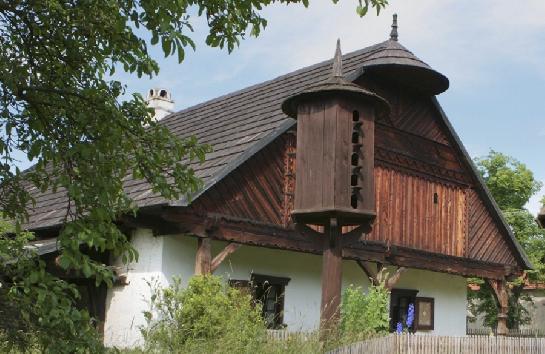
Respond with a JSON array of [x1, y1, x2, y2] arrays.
[[161, 211, 520, 280]]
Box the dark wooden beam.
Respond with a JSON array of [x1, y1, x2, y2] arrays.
[[161, 211, 520, 281], [487, 278, 509, 336], [211, 243, 241, 273], [320, 218, 342, 337], [344, 243, 516, 280], [162, 211, 324, 254]]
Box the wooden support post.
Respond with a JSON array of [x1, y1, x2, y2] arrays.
[[195, 237, 212, 275], [487, 278, 509, 336], [320, 218, 342, 337], [210, 243, 241, 273]]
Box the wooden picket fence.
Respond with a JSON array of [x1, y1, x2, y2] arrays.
[[327, 334, 545, 354], [467, 327, 545, 337]]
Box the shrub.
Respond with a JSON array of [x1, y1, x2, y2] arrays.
[[141, 275, 267, 353], [140, 275, 390, 353], [339, 283, 390, 341]]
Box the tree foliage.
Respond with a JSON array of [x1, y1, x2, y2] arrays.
[[475, 151, 542, 210], [0, 220, 102, 353], [0, 0, 388, 350], [470, 150, 545, 329]]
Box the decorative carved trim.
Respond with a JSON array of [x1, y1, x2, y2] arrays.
[[376, 147, 470, 186], [283, 130, 297, 227]]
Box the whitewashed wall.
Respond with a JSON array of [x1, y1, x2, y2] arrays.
[[103, 229, 468, 347], [103, 229, 169, 348], [394, 267, 467, 336]]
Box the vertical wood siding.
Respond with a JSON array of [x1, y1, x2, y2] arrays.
[[365, 165, 467, 257]]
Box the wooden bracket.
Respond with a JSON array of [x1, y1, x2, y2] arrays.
[[355, 261, 405, 290], [294, 223, 323, 237], [341, 225, 370, 247], [210, 243, 241, 273], [385, 267, 406, 290], [356, 260, 379, 286]]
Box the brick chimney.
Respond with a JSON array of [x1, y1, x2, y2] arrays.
[[146, 88, 174, 121]]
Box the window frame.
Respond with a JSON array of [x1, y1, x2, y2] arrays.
[[251, 273, 290, 329]]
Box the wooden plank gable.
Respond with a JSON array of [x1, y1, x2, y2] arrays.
[[188, 80, 526, 272], [467, 189, 517, 266], [191, 133, 293, 227]]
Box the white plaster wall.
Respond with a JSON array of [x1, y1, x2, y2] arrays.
[[104, 231, 468, 348], [103, 229, 169, 348], [394, 268, 467, 336], [213, 242, 467, 335], [211, 240, 370, 331], [161, 236, 197, 288]]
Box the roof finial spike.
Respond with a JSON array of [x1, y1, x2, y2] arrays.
[[390, 13, 398, 41], [332, 38, 343, 77]]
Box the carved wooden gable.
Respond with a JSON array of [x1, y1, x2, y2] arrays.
[[190, 81, 523, 269]]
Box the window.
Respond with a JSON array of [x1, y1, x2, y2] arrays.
[[390, 289, 435, 332], [390, 288, 418, 332], [252, 274, 290, 329], [229, 275, 290, 329]]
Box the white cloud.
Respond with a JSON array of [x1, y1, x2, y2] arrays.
[[222, 0, 545, 88]]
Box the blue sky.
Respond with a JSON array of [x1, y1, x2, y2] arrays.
[[15, 0, 545, 215]]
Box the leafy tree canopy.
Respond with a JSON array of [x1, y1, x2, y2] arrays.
[[475, 151, 542, 210], [470, 150, 545, 329], [0, 0, 387, 350]]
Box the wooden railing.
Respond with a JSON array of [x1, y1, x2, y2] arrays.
[[327, 334, 545, 354]]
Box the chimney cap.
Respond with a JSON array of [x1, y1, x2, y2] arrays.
[[146, 88, 173, 102]]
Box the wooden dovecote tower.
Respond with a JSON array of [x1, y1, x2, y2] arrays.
[[282, 40, 389, 230], [282, 40, 389, 332]]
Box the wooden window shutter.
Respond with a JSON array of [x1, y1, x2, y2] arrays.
[[415, 297, 435, 330]]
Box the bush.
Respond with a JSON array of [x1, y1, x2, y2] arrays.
[[140, 275, 390, 353], [141, 275, 267, 353], [339, 283, 390, 341]]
